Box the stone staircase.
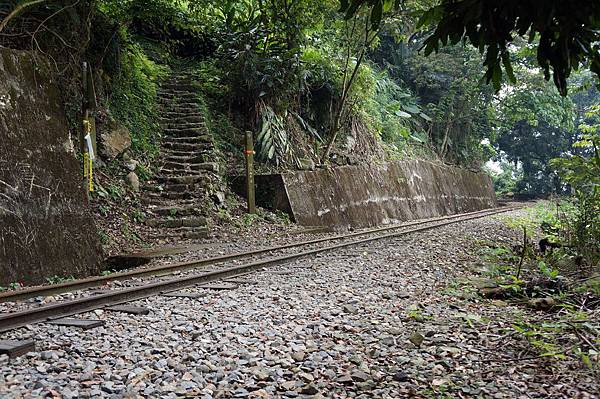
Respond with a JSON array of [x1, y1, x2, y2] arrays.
[[143, 72, 221, 240]]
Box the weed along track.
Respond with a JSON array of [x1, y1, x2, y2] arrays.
[[0, 206, 520, 335]]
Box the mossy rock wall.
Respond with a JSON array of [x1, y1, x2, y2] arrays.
[[281, 160, 498, 228], [0, 48, 102, 285]]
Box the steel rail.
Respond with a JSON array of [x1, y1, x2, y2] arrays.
[[0, 206, 511, 303], [0, 206, 518, 333]]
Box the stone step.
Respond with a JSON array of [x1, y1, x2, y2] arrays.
[[162, 141, 211, 151], [144, 182, 201, 193], [161, 110, 204, 118], [158, 88, 197, 95], [163, 102, 201, 110], [164, 127, 207, 136], [167, 74, 197, 82], [146, 216, 207, 229], [158, 90, 197, 98], [164, 99, 200, 110], [160, 122, 207, 130], [161, 141, 212, 149], [163, 154, 205, 163], [161, 135, 209, 144], [151, 227, 209, 240], [149, 205, 201, 217], [162, 138, 212, 147], [160, 82, 198, 91], [158, 99, 198, 107], [160, 116, 204, 124], [161, 150, 211, 160], [144, 197, 198, 206], [159, 168, 207, 177], [162, 103, 202, 115], [162, 161, 219, 173], [156, 174, 209, 184], [162, 160, 206, 170], [158, 94, 198, 103], [146, 191, 194, 201]]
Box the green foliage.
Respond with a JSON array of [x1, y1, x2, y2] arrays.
[[405, 304, 428, 322], [493, 66, 577, 196], [98, 230, 111, 245], [512, 321, 567, 359], [400, 44, 495, 166], [135, 163, 153, 182], [104, 183, 125, 200], [205, 0, 319, 110], [512, 313, 599, 367], [274, 210, 292, 224], [9, 282, 22, 290], [489, 163, 521, 196], [120, 218, 141, 243], [131, 208, 145, 223], [499, 201, 558, 233], [46, 275, 75, 285], [364, 72, 428, 147], [240, 213, 261, 227], [107, 41, 167, 159], [99, 0, 210, 56], [418, 0, 600, 95], [551, 106, 600, 266], [256, 104, 295, 165]]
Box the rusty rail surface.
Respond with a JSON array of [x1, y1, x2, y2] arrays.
[[0, 206, 520, 333]]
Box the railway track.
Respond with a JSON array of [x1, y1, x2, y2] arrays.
[[0, 205, 520, 333]]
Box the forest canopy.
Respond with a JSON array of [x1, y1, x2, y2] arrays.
[[0, 0, 599, 198]]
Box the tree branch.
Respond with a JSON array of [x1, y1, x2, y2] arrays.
[[0, 0, 48, 33]]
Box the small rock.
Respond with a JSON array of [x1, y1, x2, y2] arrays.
[[125, 159, 139, 171], [252, 368, 271, 381], [125, 171, 140, 192], [291, 352, 305, 362], [392, 371, 409, 382], [301, 385, 319, 395], [280, 381, 297, 390], [101, 381, 114, 394], [213, 191, 226, 205], [409, 331, 425, 347], [40, 351, 58, 360], [337, 374, 353, 385], [351, 370, 371, 382], [527, 297, 555, 311], [356, 380, 376, 390], [343, 304, 358, 314], [298, 372, 314, 382]]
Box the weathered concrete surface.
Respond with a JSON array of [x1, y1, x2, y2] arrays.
[[0, 47, 102, 285], [231, 160, 497, 228], [283, 160, 497, 228]]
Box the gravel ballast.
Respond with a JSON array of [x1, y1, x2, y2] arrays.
[[0, 209, 597, 398]]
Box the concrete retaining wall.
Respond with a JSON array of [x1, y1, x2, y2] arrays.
[[0, 47, 102, 285], [232, 160, 497, 228], [282, 160, 497, 228]]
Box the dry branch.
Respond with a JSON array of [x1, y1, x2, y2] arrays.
[[0, 0, 48, 33]]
